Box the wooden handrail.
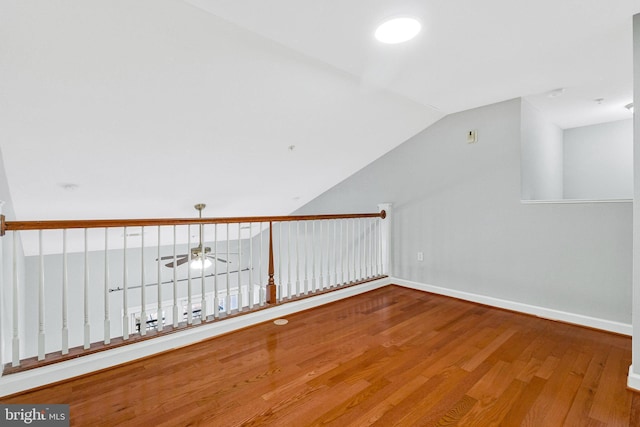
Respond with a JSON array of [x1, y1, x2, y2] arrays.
[[0, 210, 387, 307], [0, 211, 386, 235]]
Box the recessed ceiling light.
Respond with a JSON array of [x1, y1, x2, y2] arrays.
[[59, 183, 79, 191], [375, 17, 421, 44], [547, 88, 565, 98]]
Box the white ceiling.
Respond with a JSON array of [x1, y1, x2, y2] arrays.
[[0, 0, 638, 223]]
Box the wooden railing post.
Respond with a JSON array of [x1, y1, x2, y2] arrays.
[[377, 203, 392, 276], [267, 221, 277, 304]]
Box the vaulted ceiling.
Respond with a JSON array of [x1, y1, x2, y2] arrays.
[[0, 0, 637, 221]]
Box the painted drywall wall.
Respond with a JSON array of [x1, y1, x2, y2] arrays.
[[521, 100, 564, 200], [295, 98, 632, 325], [631, 13, 640, 381], [564, 119, 633, 199], [0, 146, 23, 369]]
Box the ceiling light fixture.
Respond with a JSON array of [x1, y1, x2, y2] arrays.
[[190, 256, 213, 270], [547, 88, 565, 98], [60, 183, 79, 191], [375, 17, 421, 44]]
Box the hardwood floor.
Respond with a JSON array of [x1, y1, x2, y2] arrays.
[[2, 285, 638, 426]]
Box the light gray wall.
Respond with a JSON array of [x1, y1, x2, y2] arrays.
[[296, 98, 632, 324], [564, 119, 633, 199], [520, 100, 564, 200], [632, 13, 640, 375], [0, 146, 22, 368]]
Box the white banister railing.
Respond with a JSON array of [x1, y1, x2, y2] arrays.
[[12, 231, 19, 367], [1, 209, 388, 372]]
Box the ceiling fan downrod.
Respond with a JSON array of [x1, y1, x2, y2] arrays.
[[194, 203, 206, 251]]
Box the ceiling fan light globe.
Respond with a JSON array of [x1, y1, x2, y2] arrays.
[[190, 257, 213, 270]]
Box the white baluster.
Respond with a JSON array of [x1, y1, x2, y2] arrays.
[[363, 219, 366, 279], [369, 219, 374, 278], [123, 228, 129, 340], [287, 222, 292, 299], [332, 220, 337, 287], [345, 220, 350, 284], [361, 219, 366, 280], [248, 222, 254, 309], [358, 218, 363, 281], [201, 224, 207, 322], [104, 229, 110, 344], [140, 229, 147, 335], [12, 232, 20, 366], [312, 221, 317, 292], [371, 218, 379, 277], [352, 218, 357, 282], [157, 226, 163, 332], [259, 222, 264, 306], [226, 223, 231, 311], [38, 230, 45, 360], [187, 225, 193, 325], [237, 222, 243, 312], [340, 219, 344, 286], [172, 226, 179, 328], [304, 221, 309, 294], [318, 220, 323, 290], [325, 220, 331, 288], [61, 230, 68, 355], [363, 218, 368, 279], [214, 224, 220, 317], [352, 219, 357, 282], [278, 222, 282, 301], [84, 228, 90, 348], [295, 221, 300, 296], [377, 217, 383, 276]]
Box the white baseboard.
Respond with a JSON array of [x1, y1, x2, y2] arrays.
[[628, 365, 640, 391], [0, 277, 391, 398], [391, 278, 632, 336], [627, 365, 640, 391]]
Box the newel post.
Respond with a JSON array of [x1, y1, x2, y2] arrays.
[[378, 203, 392, 276], [266, 221, 277, 304]]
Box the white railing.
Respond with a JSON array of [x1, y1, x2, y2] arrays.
[[0, 209, 389, 371]]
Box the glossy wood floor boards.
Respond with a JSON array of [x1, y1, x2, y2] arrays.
[[3, 285, 638, 426]]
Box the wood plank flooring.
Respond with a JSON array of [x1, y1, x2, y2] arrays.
[[2, 285, 638, 426]]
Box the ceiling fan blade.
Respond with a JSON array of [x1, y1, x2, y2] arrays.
[[165, 256, 189, 268], [157, 254, 187, 261], [206, 255, 229, 263]]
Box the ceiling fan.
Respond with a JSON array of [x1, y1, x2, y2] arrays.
[[157, 203, 233, 269]]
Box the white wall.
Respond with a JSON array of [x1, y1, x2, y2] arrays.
[[521, 100, 564, 200], [631, 13, 640, 386], [564, 119, 633, 199], [0, 146, 23, 370], [295, 98, 632, 326]]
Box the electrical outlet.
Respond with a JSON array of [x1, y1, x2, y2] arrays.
[[467, 130, 478, 143], [417, 251, 424, 262]]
